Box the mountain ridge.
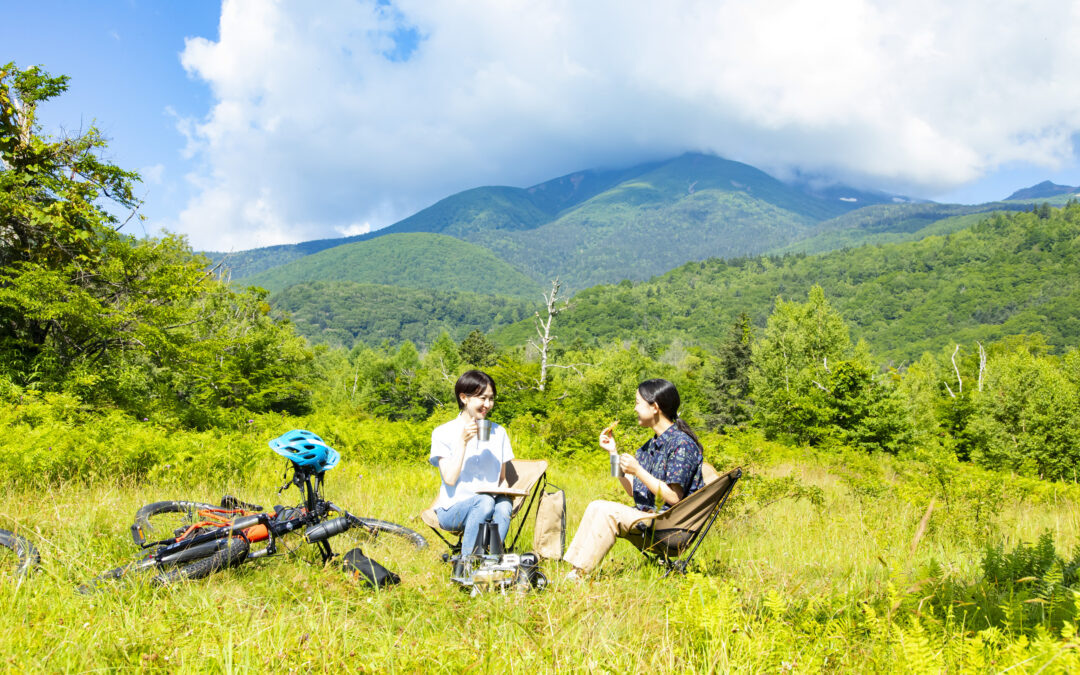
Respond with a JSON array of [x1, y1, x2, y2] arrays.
[[211, 153, 904, 282], [1006, 180, 1078, 201]]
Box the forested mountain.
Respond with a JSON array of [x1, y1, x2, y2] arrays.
[[1006, 180, 1077, 201], [346, 163, 658, 241], [473, 153, 900, 289], [221, 153, 902, 287], [205, 234, 370, 281], [272, 281, 536, 348], [241, 232, 541, 297], [493, 205, 1080, 364], [773, 201, 1031, 255]]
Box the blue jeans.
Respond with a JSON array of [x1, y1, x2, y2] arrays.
[[436, 494, 512, 554]]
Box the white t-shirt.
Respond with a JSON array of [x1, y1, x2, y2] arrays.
[[429, 415, 514, 511]]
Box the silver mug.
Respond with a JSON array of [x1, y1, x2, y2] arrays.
[[477, 419, 492, 442], [610, 453, 624, 477]]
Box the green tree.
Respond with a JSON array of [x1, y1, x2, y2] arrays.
[[896, 352, 949, 450], [812, 359, 913, 453], [459, 329, 498, 367], [749, 286, 852, 443], [0, 63, 313, 423], [416, 331, 461, 413], [699, 313, 754, 429], [967, 349, 1080, 480], [349, 341, 431, 421]]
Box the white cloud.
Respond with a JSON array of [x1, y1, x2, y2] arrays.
[[140, 163, 165, 185], [336, 221, 371, 237], [174, 0, 1080, 250]]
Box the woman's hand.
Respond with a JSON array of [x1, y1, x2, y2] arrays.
[[599, 429, 617, 454], [620, 453, 642, 477], [461, 420, 478, 446]]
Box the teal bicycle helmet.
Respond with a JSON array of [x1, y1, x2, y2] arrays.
[[268, 429, 340, 472]]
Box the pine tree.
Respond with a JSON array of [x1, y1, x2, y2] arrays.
[[458, 329, 498, 367], [700, 313, 754, 428]]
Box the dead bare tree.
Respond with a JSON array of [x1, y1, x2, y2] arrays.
[[528, 278, 571, 391], [812, 357, 831, 392], [944, 344, 962, 398], [977, 342, 987, 392]]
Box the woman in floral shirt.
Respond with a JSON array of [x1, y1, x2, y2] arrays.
[[563, 378, 704, 579]]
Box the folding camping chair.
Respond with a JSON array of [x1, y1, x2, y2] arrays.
[[420, 458, 549, 555], [622, 465, 742, 576]]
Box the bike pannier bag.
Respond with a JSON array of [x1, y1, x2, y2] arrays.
[[342, 547, 401, 588], [533, 485, 566, 560]]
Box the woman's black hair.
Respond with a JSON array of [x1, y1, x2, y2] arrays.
[[455, 370, 497, 410], [637, 378, 702, 450]]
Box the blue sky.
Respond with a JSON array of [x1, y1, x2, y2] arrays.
[[6, 1, 1080, 251], [4, 1, 220, 238]]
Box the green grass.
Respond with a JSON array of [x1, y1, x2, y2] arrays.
[[2, 440, 1080, 672]]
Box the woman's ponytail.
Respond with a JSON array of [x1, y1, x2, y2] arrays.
[[673, 417, 703, 453]]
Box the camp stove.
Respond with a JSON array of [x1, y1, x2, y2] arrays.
[[450, 551, 547, 595], [448, 523, 547, 595]]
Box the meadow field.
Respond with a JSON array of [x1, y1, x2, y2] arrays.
[[8, 35, 1080, 675], [2, 422, 1078, 673]]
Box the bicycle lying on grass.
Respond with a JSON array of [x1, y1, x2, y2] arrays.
[[81, 430, 426, 592], [0, 529, 39, 577]]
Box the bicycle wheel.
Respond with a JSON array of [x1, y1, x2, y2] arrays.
[[291, 509, 426, 567], [80, 536, 249, 593], [351, 517, 427, 550], [152, 536, 249, 585], [131, 500, 218, 546], [0, 529, 39, 577]]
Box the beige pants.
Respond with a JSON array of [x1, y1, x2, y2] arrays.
[[563, 500, 655, 573]]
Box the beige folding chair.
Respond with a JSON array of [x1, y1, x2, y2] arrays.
[[622, 465, 742, 576], [420, 458, 549, 555]]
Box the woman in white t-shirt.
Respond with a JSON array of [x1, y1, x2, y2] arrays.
[[429, 370, 514, 553]]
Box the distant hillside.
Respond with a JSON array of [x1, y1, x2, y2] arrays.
[[493, 205, 1080, 363], [353, 186, 553, 239], [483, 188, 818, 290], [209, 160, 663, 279], [240, 233, 542, 298], [473, 153, 900, 289], [1006, 181, 1077, 201], [349, 163, 658, 242], [772, 202, 1031, 255], [214, 153, 903, 287], [272, 281, 536, 349], [203, 234, 369, 280]]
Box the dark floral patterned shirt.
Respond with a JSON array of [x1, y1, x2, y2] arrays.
[[632, 424, 704, 512]]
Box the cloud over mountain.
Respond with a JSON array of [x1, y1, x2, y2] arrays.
[[176, 0, 1080, 250]]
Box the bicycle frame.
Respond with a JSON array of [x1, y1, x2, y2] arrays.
[[137, 466, 361, 566]]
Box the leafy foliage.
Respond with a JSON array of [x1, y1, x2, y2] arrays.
[[458, 329, 498, 367], [746, 286, 913, 451], [0, 63, 313, 425], [967, 348, 1080, 480], [270, 280, 535, 349], [697, 313, 754, 428], [913, 532, 1080, 640]]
